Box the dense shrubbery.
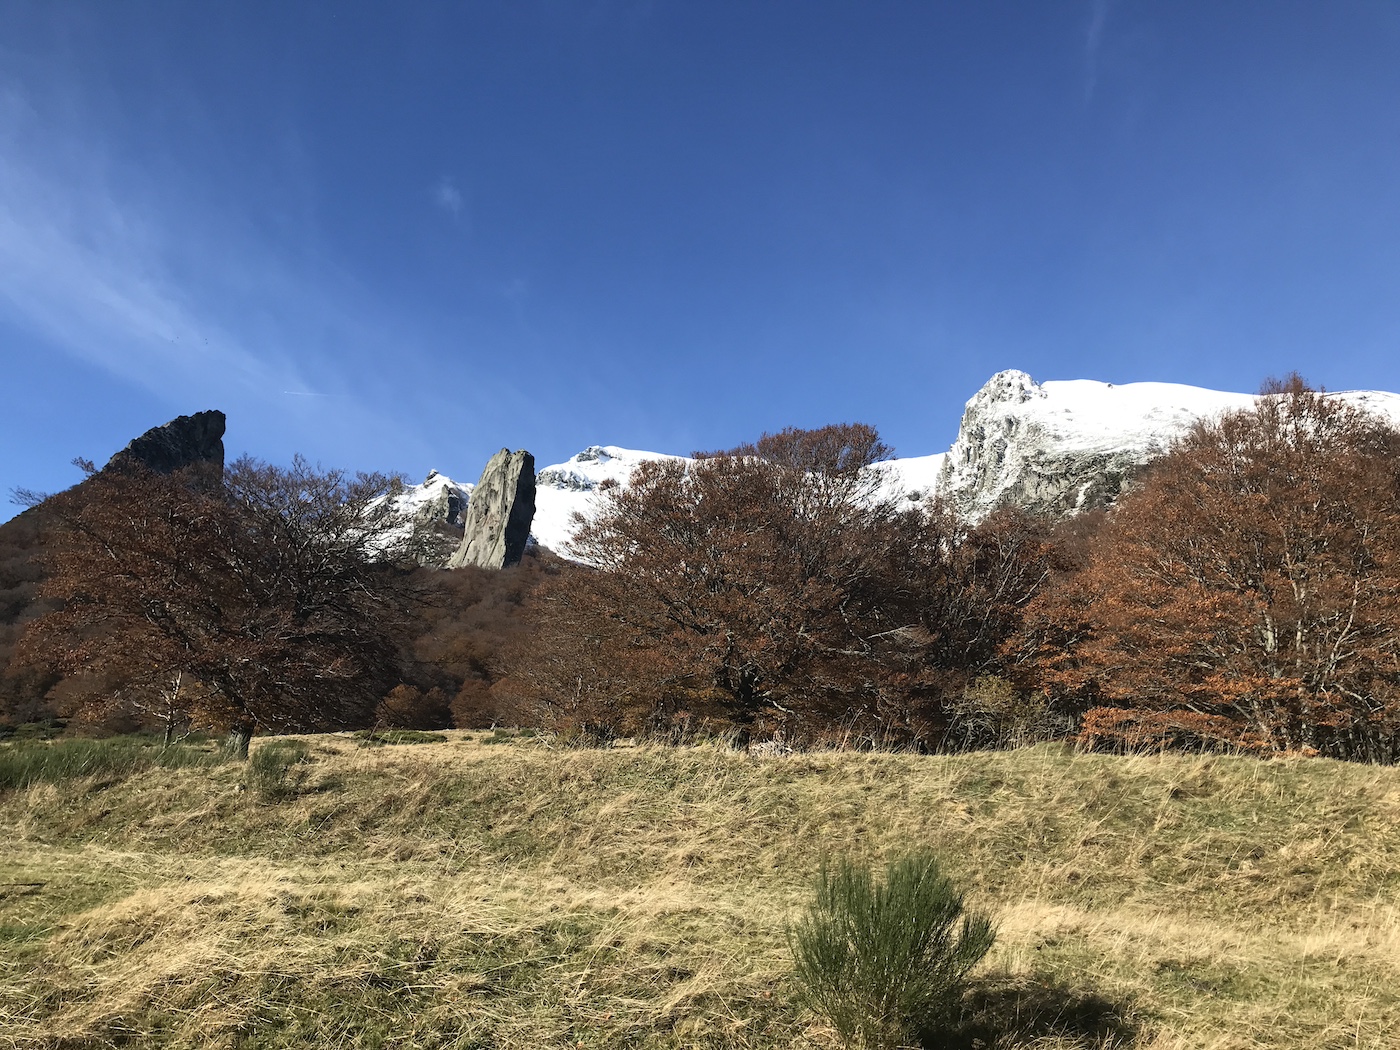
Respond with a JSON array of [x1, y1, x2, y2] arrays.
[[501, 425, 1050, 749], [1016, 379, 1400, 762], [9, 457, 434, 754]]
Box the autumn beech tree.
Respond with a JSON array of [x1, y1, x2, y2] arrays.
[[502, 424, 1053, 747], [1016, 381, 1400, 761], [500, 425, 917, 742], [20, 456, 420, 755]]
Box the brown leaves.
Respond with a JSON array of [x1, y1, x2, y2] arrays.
[[507, 427, 1055, 748], [21, 459, 418, 737], [1022, 386, 1400, 761]]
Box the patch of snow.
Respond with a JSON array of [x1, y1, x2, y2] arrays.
[[868, 452, 947, 506], [532, 445, 687, 554]]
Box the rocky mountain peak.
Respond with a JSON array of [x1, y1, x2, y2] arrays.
[[968, 369, 1044, 410], [104, 410, 226, 478]]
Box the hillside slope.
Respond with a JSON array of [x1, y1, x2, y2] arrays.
[[3, 734, 1397, 1049]]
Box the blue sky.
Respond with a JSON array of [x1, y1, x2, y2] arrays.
[[3, 1, 1400, 521]]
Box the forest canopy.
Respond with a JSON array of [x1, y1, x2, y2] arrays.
[[7, 389, 1400, 764]]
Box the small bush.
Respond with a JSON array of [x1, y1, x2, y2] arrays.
[[245, 739, 313, 802], [789, 850, 996, 1050], [949, 675, 1067, 750], [552, 722, 618, 749]]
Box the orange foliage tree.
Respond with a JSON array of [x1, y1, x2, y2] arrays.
[[502, 424, 1054, 747], [502, 425, 919, 743], [1017, 383, 1400, 761], [20, 457, 421, 754]]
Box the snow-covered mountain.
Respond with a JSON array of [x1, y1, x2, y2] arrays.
[[936, 371, 1257, 519], [389, 469, 473, 526], [533, 445, 684, 554], [421, 371, 1400, 562], [936, 370, 1400, 519], [373, 469, 474, 564]]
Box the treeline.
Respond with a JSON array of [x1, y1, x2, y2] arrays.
[[5, 378, 1400, 763], [495, 380, 1400, 762]]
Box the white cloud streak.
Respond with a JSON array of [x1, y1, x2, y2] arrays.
[[0, 44, 496, 481], [0, 82, 303, 398]]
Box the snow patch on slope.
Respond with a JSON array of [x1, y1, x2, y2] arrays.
[[532, 445, 687, 554], [868, 452, 947, 508]]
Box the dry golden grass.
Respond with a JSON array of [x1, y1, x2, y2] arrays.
[[1, 732, 1397, 1048]]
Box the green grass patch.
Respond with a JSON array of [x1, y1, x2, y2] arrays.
[[0, 734, 228, 791]]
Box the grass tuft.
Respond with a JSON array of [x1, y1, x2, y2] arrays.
[[244, 739, 314, 802]]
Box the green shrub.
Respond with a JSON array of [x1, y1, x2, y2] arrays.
[[789, 849, 996, 1050], [0, 735, 226, 791], [245, 739, 313, 802]]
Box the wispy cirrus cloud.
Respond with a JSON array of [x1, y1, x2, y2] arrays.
[[0, 80, 302, 398], [0, 60, 460, 482]]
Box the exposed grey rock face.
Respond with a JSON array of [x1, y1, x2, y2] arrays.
[[414, 470, 470, 527], [447, 449, 536, 569], [105, 410, 226, 479], [935, 371, 1256, 520]]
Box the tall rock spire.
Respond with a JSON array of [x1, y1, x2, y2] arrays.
[[447, 449, 536, 569]]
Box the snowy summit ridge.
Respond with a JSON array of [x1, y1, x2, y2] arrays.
[[422, 371, 1400, 560], [936, 370, 1400, 519]]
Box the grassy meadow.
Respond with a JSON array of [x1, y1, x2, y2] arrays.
[[1, 731, 1398, 1049]]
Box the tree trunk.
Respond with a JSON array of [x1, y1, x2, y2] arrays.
[[226, 722, 253, 760]]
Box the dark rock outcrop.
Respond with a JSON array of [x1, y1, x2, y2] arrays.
[[447, 449, 536, 569], [105, 410, 226, 478]]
